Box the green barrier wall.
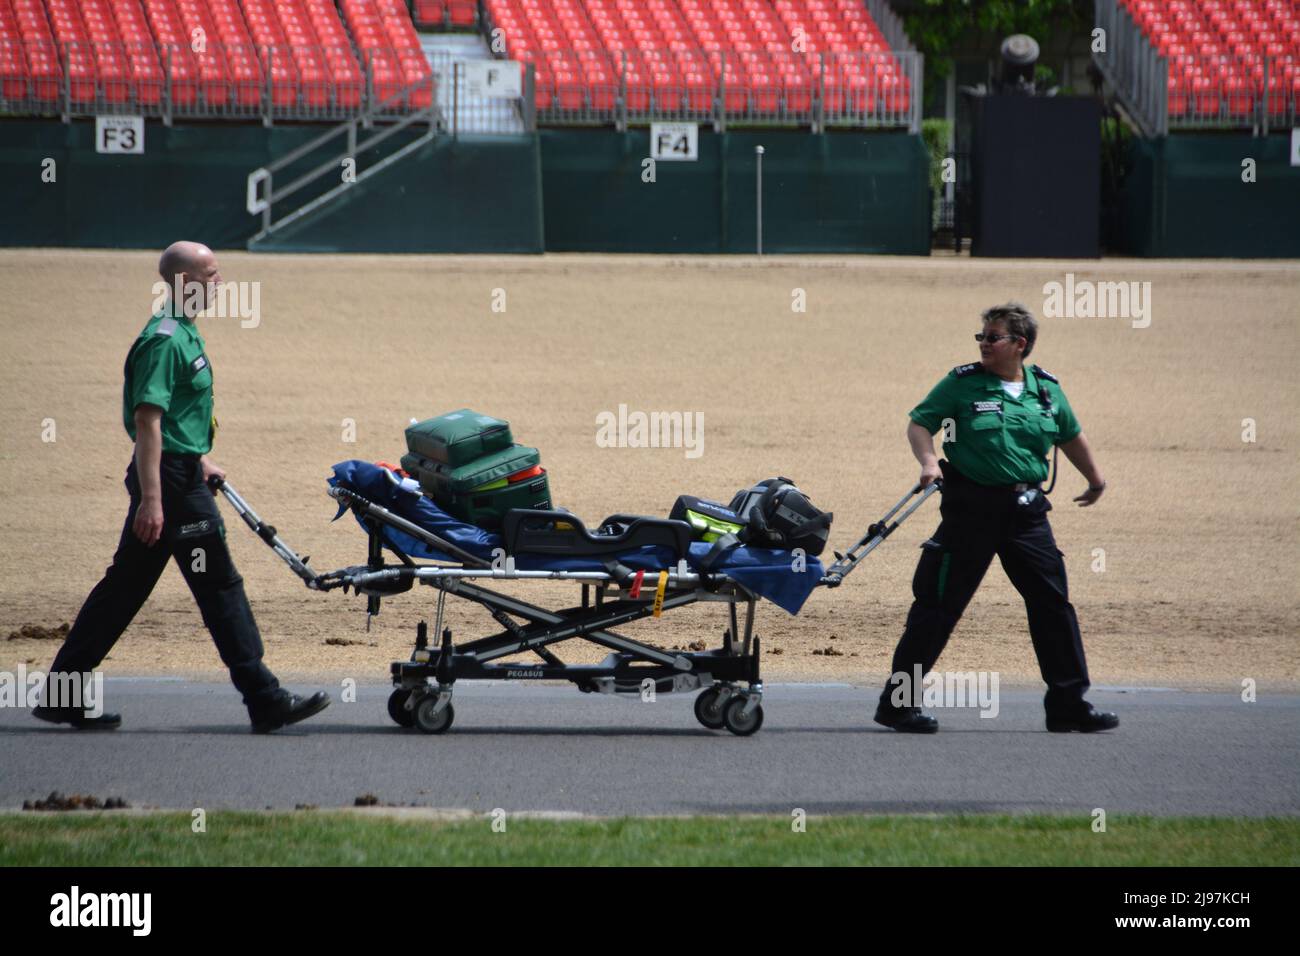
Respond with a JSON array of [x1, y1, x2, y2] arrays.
[[6, 119, 1296, 257], [540, 127, 931, 254], [0, 119, 544, 252], [2, 120, 284, 248], [1116, 133, 1300, 257], [251, 134, 544, 253]]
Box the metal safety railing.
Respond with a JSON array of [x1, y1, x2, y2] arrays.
[[864, 0, 918, 55], [1093, 0, 1299, 135], [525, 47, 923, 133], [1, 38, 923, 134], [1093, 0, 1168, 136], [245, 66, 438, 243], [1161, 51, 1298, 133], [426, 48, 533, 135], [0, 37, 435, 125]]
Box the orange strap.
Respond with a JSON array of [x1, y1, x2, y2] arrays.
[[652, 571, 668, 618]]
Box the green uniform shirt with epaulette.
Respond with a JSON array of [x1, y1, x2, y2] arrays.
[[909, 362, 1081, 487], [122, 311, 215, 456]]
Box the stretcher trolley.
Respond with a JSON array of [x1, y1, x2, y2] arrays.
[[211, 461, 938, 736]]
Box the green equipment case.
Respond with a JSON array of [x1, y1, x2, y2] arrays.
[[436, 475, 552, 530], [404, 409, 514, 467], [400, 447, 551, 530]]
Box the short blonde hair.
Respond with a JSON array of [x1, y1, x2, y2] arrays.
[[981, 302, 1038, 358]]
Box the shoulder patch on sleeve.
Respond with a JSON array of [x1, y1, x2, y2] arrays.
[[155, 317, 178, 336], [1031, 364, 1058, 384], [951, 362, 981, 378]]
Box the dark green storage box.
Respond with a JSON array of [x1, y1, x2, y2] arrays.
[[400, 452, 430, 482], [437, 474, 552, 530], [405, 409, 513, 466], [400, 447, 550, 529], [420, 445, 541, 494]]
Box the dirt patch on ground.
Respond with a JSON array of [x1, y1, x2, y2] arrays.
[[23, 792, 130, 811], [1, 251, 1296, 693], [6, 623, 69, 641]]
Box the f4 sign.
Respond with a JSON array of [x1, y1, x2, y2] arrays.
[[651, 123, 698, 161], [96, 116, 144, 154]]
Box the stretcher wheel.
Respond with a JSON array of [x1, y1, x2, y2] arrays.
[[387, 688, 415, 728], [413, 695, 455, 735], [722, 697, 763, 737], [694, 688, 726, 730]]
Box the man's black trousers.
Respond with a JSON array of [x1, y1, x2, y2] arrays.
[[49, 454, 281, 710], [880, 465, 1091, 718]]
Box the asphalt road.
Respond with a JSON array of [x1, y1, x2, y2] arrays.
[[2, 680, 1297, 816]]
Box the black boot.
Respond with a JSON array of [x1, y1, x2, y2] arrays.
[[1046, 703, 1119, 733], [874, 704, 939, 734], [33, 706, 122, 730], [249, 691, 330, 734]]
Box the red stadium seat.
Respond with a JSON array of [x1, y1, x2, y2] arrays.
[[413, 0, 444, 27], [684, 69, 711, 108], [478, 0, 909, 121], [1121, 0, 1296, 120]]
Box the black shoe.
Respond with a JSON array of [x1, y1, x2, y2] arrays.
[[250, 691, 330, 734], [874, 705, 939, 734], [1046, 705, 1119, 733], [32, 706, 122, 730]]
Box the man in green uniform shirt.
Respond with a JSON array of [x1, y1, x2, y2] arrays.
[[36, 241, 329, 733], [874, 303, 1117, 734]]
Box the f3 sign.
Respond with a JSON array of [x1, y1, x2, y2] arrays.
[[651, 123, 698, 162], [96, 116, 144, 154]]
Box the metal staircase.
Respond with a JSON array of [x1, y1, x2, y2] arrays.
[[245, 72, 440, 245]]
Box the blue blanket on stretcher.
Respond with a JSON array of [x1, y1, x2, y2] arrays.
[[329, 461, 823, 615]]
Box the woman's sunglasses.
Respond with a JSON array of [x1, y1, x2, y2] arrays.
[[974, 332, 1021, 344]]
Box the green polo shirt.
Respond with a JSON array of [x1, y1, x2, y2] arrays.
[[122, 311, 215, 455], [909, 362, 1081, 487]]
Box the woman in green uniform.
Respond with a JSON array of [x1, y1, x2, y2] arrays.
[[874, 303, 1117, 734]]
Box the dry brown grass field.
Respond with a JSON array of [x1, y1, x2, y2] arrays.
[[1, 250, 1296, 691]]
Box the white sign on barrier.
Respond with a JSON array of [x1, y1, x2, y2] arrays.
[[650, 123, 698, 161], [96, 116, 144, 154], [1291, 128, 1299, 167], [465, 60, 522, 99]]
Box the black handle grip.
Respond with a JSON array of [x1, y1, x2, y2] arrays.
[[207, 474, 225, 491]]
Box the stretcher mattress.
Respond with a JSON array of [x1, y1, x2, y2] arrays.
[[330, 461, 823, 614]]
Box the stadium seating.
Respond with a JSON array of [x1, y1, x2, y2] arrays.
[[339, 0, 432, 106], [204, 0, 260, 106], [483, 0, 909, 116], [0, 0, 427, 113], [1121, 0, 1300, 118], [413, 0, 476, 28], [3, 0, 62, 102]]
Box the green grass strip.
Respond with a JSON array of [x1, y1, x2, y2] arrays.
[[1, 812, 1296, 867]]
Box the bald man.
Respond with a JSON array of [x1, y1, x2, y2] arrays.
[[35, 242, 329, 733]]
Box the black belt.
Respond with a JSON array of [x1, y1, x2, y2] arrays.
[[941, 461, 1041, 494]]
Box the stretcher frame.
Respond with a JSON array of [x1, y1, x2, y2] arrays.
[[212, 476, 938, 736]]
